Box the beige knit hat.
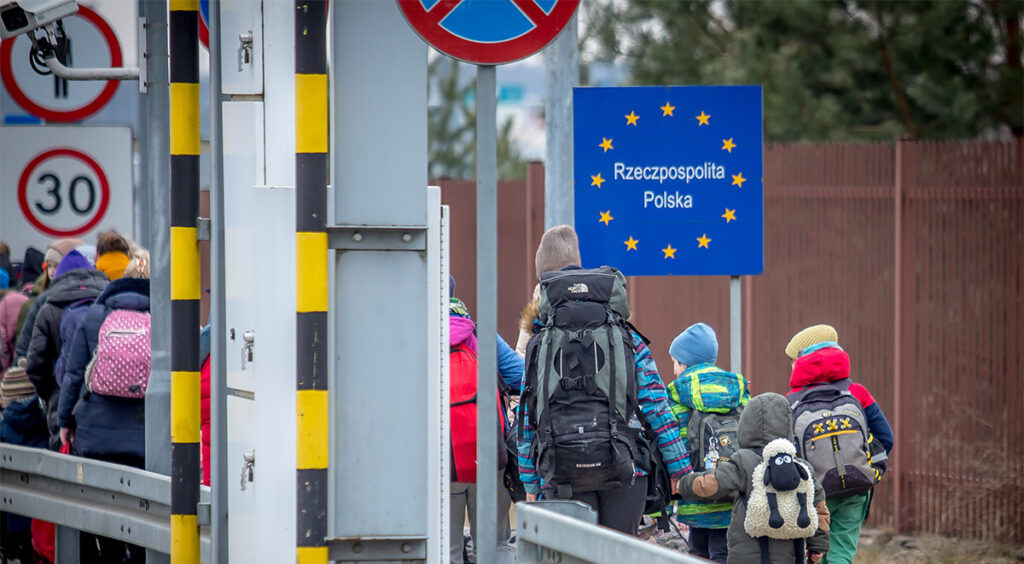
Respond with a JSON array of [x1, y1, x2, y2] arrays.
[[785, 324, 839, 360], [1, 362, 36, 407], [534, 225, 581, 279], [43, 238, 84, 268]]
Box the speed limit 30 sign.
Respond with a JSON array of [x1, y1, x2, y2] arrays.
[[0, 126, 132, 258]]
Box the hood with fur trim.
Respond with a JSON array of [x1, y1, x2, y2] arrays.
[[519, 297, 540, 334]]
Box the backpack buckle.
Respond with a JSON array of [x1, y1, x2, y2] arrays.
[[559, 376, 589, 391]]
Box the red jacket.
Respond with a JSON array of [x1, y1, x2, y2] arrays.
[[201, 356, 211, 486], [787, 346, 876, 410]]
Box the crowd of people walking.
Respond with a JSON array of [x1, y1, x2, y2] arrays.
[[0, 233, 154, 563], [450, 225, 893, 564], [0, 225, 893, 564]]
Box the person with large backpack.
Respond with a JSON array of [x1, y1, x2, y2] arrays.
[[25, 249, 108, 451], [516, 263, 691, 535], [448, 276, 523, 564], [784, 325, 893, 564], [667, 322, 750, 563], [679, 393, 831, 564]]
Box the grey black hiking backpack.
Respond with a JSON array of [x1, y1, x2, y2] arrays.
[[519, 267, 639, 496], [687, 408, 742, 471], [789, 378, 886, 497]]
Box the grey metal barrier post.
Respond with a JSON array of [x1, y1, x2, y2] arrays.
[[207, 0, 229, 561], [475, 63, 499, 564], [543, 14, 579, 229], [730, 276, 741, 373]]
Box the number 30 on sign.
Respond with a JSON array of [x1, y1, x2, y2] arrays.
[[18, 148, 111, 237]]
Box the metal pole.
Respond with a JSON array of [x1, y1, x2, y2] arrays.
[[141, 2, 171, 562], [54, 525, 78, 564], [294, 2, 329, 562], [41, 55, 139, 80], [142, 0, 170, 472], [207, 0, 229, 560], [475, 63, 498, 564], [543, 14, 578, 228], [168, 0, 201, 561], [136, 4, 150, 251], [730, 276, 741, 373]]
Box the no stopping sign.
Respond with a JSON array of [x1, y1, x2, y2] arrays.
[[17, 148, 111, 237], [0, 5, 123, 122]]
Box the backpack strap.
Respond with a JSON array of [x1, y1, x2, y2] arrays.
[[756, 536, 771, 564], [606, 325, 619, 435], [537, 321, 557, 431], [632, 403, 653, 436], [518, 336, 541, 443], [624, 321, 649, 346]]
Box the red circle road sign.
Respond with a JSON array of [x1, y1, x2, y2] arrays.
[[17, 148, 111, 237], [397, 0, 578, 65], [0, 5, 122, 122]]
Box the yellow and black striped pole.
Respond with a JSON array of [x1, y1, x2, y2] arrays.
[[295, 2, 329, 562], [169, 1, 200, 562]]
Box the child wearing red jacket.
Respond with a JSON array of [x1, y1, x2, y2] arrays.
[[785, 325, 893, 564]]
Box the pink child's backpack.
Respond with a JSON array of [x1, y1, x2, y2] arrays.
[[85, 310, 152, 398]]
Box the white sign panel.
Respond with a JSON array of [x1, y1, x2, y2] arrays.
[[0, 126, 132, 258]]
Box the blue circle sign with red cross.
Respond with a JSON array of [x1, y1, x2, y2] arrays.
[[397, 0, 579, 65]]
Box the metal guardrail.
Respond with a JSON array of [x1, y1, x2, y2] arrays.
[[0, 443, 209, 559], [515, 502, 710, 564]]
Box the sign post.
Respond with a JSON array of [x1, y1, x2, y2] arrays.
[[0, 126, 133, 257], [397, 2, 579, 563], [574, 85, 764, 372]]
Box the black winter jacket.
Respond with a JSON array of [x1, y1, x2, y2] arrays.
[[58, 278, 148, 459], [25, 269, 108, 449]]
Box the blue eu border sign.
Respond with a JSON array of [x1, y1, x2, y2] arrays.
[[573, 85, 764, 276]]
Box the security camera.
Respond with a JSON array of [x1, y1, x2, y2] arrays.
[[0, 0, 78, 40]]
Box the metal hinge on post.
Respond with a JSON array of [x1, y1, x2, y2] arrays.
[[326, 226, 427, 251], [197, 217, 212, 241], [138, 18, 148, 93], [197, 502, 211, 527]]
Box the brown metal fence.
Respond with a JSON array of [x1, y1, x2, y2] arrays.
[[438, 138, 1024, 542]]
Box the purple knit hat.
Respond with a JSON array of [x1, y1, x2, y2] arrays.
[[54, 249, 93, 279]]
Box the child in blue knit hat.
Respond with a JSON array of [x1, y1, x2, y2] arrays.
[[666, 322, 751, 564]]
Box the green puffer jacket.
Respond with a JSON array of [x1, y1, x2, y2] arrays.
[[680, 393, 829, 564]]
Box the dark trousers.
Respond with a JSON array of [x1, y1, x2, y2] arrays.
[[556, 476, 648, 535], [79, 453, 146, 564], [689, 527, 728, 564]]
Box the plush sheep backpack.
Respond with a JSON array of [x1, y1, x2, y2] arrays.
[[744, 438, 818, 564]]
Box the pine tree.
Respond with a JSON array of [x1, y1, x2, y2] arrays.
[[586, 0, 1023, 141], [428, 57, 527, 180]]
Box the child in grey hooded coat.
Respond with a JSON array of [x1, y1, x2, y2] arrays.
[[679, 393, 831, 564]]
